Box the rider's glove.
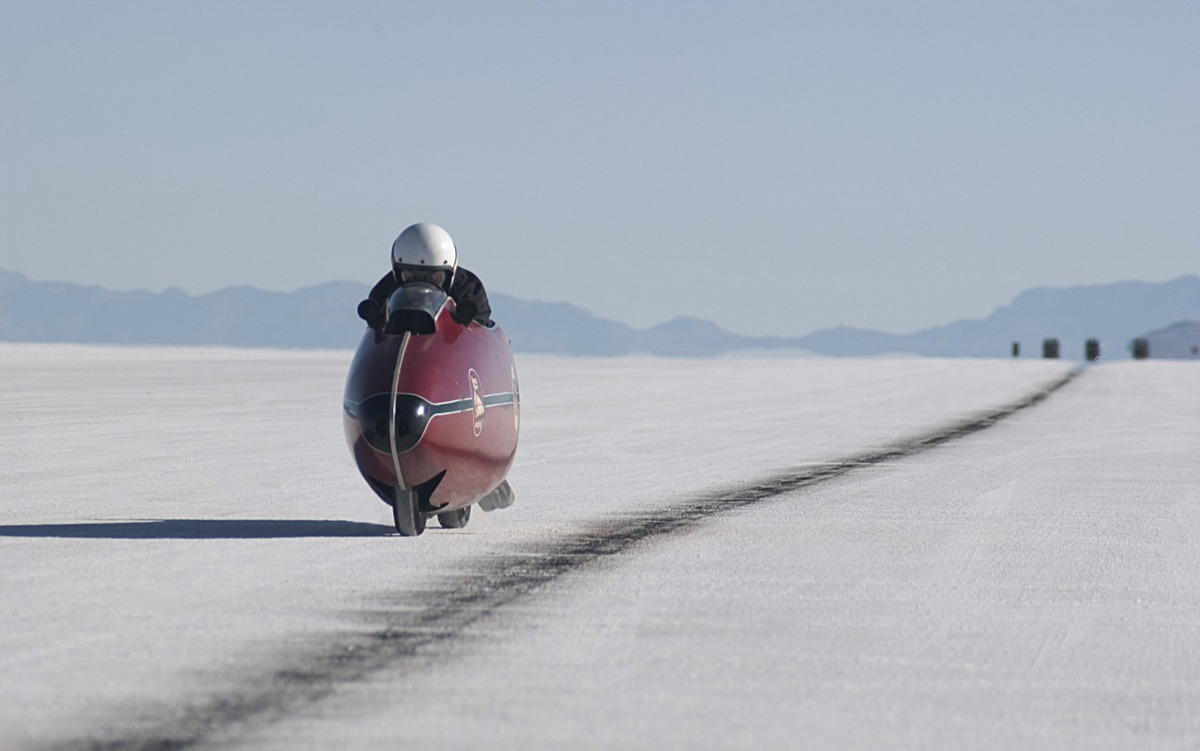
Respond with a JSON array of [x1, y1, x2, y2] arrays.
[[357, 299, 383, 327]]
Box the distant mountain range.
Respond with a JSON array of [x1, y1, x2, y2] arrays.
[[1141, 320, 1200, 359], [1, 269, 1197, 359], [799, 275, 1200, 360]]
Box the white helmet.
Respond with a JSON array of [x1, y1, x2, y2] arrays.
[[391, 223, 457, 291]]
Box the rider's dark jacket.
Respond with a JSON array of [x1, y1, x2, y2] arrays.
[[362, 267, 492, 327]]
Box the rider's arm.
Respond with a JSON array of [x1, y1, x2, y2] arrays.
[[450, 268, 492, 326], [357, 272, 396, 326]]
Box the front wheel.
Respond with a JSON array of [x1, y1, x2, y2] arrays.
[[437, 505, 471, 529], [392, 487, 426, 536]]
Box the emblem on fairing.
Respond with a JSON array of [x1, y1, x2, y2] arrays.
[[469, 368, 485, 436]]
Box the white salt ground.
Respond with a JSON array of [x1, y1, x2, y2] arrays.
[[5, 344, 1193, 749], [245, 360, 1197, 751]]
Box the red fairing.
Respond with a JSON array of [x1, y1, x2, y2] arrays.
[[343, 297, 520, 513], [343, 329, 404, 489]]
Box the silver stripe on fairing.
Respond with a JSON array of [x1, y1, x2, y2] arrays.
[[483, 393, 518, 407], [342, 390, 519, 455], [389, 332, 412, 488], [393, 388, 520, 453], [392, 390, 519, 454], [396, 391, 517, 415]]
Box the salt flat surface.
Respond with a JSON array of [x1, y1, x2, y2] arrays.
[[242, 360, 1198, 751], [7, 342, 1179, 749]]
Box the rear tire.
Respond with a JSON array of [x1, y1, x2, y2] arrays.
[[392, 488, 426, 536], [437, 505, 471, 529]]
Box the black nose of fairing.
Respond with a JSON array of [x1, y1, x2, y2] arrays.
[[344, 393, 440, 455], [384, 283, 447, 335]]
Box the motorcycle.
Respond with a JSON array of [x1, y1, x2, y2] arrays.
[[343, 283, 519, 535]]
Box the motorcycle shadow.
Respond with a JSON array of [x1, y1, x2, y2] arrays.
[[0, 519, 396, 539]]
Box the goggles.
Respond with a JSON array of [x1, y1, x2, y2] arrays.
[[398, 268, 450, 288]]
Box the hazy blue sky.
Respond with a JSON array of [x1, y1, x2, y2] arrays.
[[2, 1, 1196, 336]]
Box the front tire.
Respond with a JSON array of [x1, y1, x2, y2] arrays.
[[392, 487, 426, 536]]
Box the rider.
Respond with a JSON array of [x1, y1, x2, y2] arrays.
[[357, 223, 492, 328]]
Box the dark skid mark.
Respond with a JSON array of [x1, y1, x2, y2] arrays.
[[53, 370, 1078, 751], [0, 519, 395, 540]]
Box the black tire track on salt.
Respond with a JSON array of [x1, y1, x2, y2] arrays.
[[64, 370, 1079, 751]]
